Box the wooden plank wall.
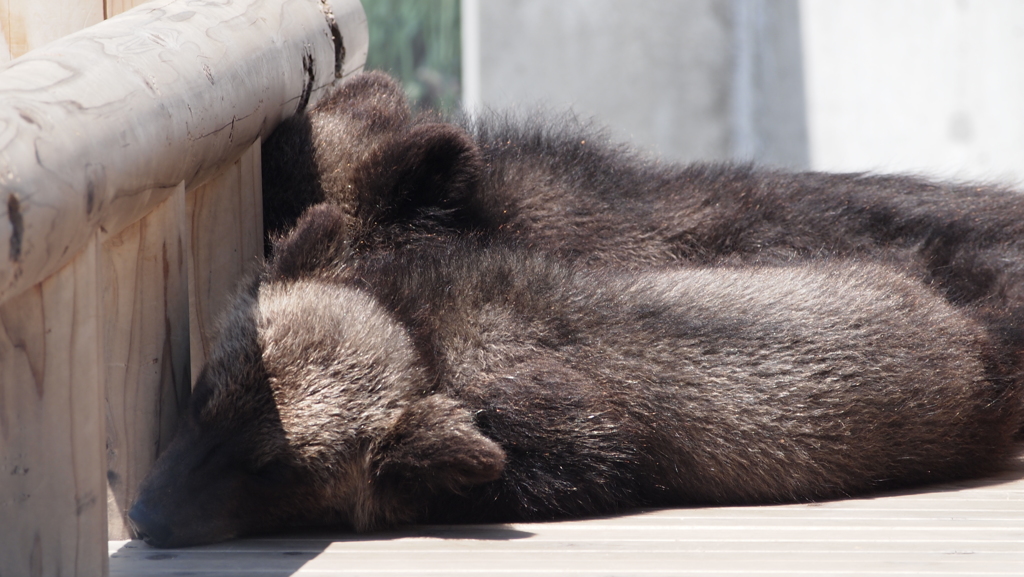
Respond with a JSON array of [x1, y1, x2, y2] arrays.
[[1, 244, 107, 577], [186, 144, 264, 380], [1, 1, 266, 574], [2, 5, 110, 575]]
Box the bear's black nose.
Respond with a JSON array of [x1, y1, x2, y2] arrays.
[[128, 500, 173, 548]]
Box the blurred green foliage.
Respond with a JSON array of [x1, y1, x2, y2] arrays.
[[362, 0, 462, 112]]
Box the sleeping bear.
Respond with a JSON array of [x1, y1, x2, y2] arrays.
[[262, 71, 1024, 379], [128, 204, 1023, 548]]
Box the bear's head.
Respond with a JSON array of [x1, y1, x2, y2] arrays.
[[128, 207, 505, 547], [262, 71, 485, 252]]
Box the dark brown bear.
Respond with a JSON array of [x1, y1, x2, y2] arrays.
[[262, 71, 1024, 379], [129, 204, 1022, 548]]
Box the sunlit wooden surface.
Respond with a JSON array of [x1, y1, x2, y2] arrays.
[[109, 454, 1024, 576], [1, 3, 369, 573]]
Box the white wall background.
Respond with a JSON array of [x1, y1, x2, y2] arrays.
[[463, 0, 1024, 184], [463, 0, 738, 163], [801, 0, 1024, 184]]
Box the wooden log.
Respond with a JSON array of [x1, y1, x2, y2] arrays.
[[0, 0, 369, 305], [0, 238, 107, 577], [99, 2, 259, 542], [101, 184, 191, 541]]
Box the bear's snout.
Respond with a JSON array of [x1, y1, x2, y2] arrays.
[[128, 499, 174, 548]]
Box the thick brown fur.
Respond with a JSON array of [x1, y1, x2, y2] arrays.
[[262, 72, 1024, 391], [261, 72, 483, 252], [130, 205, 1023, 548]]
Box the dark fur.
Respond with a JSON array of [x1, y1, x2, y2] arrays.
[[130, 205, 1023, 547], [262, 72, 1024, 388]]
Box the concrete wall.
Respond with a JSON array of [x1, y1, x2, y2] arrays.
[[801, 0, 1024, 183], [462, 0, 808, 168], [463, 0, 1024, 183]]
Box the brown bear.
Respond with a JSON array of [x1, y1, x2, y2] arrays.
[[262, 71, 1024, 380], [128, 204, 1022, 548]]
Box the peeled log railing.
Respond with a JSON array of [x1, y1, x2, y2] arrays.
[[0, 1, 368, 575]]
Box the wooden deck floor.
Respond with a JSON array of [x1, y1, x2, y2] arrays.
[[109, 455, 1024, 577]]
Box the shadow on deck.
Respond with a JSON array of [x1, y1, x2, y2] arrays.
[[109, 455, 1024, 576]]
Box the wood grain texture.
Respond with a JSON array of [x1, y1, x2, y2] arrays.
[[0, 0, 103, 61], [0, 2, 368, 574], [0, 0, 368, 306], [104, 0, 149, 18], [186, 142, 264, 379], [109, 456, 1024, 576], [1, 238, 107, 577], [101, 184, 190, 541]]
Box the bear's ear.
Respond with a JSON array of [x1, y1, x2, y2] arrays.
[[363, 123, 484, 225], [267, 203, 353, 280], [373, 395, 505, 494], [315, 71, 412, 133]]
